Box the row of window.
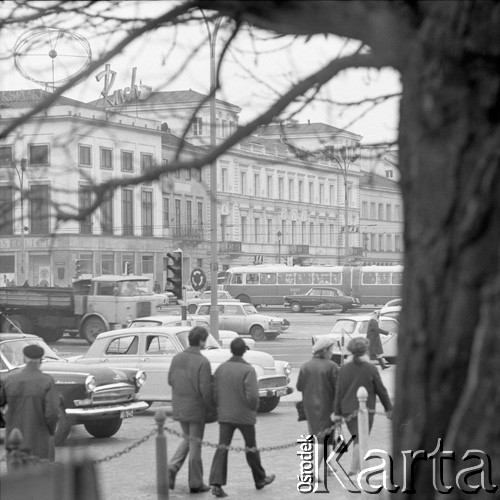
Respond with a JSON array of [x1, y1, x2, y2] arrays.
[[0, 144, 49, 166], [221, 168, 355, 206], [79, 145, 154, 172], [192, 117, 236, 138], [364, 233, 403, 253], [361, 201, 403, 221]]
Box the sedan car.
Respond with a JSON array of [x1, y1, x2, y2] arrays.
[[284, 287, 361, 313], [312, 314, 399, 364], [379, 298, 402, 319], [193, 301, 290, 340], [0, 333, 148, 445], [72, 326, 293, 413], [128, 315, 256, 349], [183, 290, 239, 314]]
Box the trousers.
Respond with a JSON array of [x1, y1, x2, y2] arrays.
[[209, 422, 266, 486], [169, 421, 206, 489]]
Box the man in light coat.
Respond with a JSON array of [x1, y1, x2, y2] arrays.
[[209, 337, 275, 498], [0, 344, 60, 466], [167, 326, 215, 493]]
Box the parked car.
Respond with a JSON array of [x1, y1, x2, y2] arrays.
[[284, 287, 361, 313], [128, 315, 256, 349], [184, 290, 239, 314], [312, 314, 399, 364], [71, 326, 293, 413], [0, 333, 148, 445], [379, 298, 402, 319], [193, 301, 290, 340]]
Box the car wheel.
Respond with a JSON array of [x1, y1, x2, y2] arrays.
[[54, 406, 72, 446], [84, 416, 123, 438], [39, 328, 65, 343], [265, 333, 279, 340], [341, 305, 348, 313], [250, 324, 265, 341], [237, 294, 251, 304], [81, 316, 106, 345], [1, 314, 33, 334], [187, 304, 198, 314], [258, 396, 280, 413], [290, 301, 302, 313]]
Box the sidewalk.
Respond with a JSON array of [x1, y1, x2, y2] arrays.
[[97, 365, 395, 500]]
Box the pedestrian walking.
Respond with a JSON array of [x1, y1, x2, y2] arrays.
[[153, 280, 161, 294], [209, 337, 275, 498], [0, 344, 60, 464], [167, 326, 216, 493], [296, 336, 339, 473], [332, 337, 393, 475], [367, 311, 390, 369]]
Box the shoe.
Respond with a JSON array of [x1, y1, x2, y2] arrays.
[[167, 467, 176, 490], [190, 484, 211, 493], [211, 485, 228, 497], [256, 474, 276, 490]]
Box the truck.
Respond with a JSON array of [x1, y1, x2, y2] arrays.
[[0, 275, 159, 344]]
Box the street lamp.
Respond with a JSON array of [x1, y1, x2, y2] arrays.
[[277, 231, 282, 263], [201, 10, 223, 341], [11, 158, 27, 284], [328, 145, 359, 263]]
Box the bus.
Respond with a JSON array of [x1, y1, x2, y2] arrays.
[[221, 264, 403, 306]]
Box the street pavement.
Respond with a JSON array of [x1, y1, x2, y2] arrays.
[[93, 365, 395, 500]]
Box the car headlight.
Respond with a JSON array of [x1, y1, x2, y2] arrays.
[[284, 362, 292, 376], [135, 370, 147, 389], [85, 375, 96, 393]]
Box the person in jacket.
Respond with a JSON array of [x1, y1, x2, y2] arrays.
[[0, 344, 60, 465], [296, 336, 339, 474], [167, 326, 215, 493], [333, 337, 393, 475], [209, 337, 275, 498], [367, 311, 390, 369]]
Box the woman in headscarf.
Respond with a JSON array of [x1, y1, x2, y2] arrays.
[[333, 337, 392, 475], [367, 311, 390, 369]]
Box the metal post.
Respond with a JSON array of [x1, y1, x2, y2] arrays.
[[277, 231, 282, 264], [6, 427, 25, 471], [356, 386, 369, 497], [155, 408, 168, 500]]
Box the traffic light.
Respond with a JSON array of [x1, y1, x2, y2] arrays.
[[75, 260, 82, 277], [166, 250, 183, 301]]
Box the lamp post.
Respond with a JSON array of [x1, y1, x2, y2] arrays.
[[329, 145, 359, 264], [277, 231, 282, 263], [12, 158, 27, 285], [201, 10, 222, 341]]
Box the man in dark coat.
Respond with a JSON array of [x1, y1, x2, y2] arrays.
[[167, 326, 215, 493], [366, 311, 390, 369], [0, 344, 60, 465], [209, 338, 275, 498]]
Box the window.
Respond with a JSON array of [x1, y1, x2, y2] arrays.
[[246, 273, 259, 284], [302, 221, 306, 244], [142, 254, 154, 274], [106, 336, 138, 355], [221, 214, 227, 242], [378, 203, 384, 220], [240, 171, 247, 194], [278, 272, 295, 284], [175, 199, 181, 229], [298, 180, 303, 202], [309, 182, 314, 203], [296, 272, 312, 285], [329, 183, 336, 205], [310, 222, 314, 245], [192, 117, 203, 135], [370, 202, 376, 219], [122, 188, 134, 236], [395, 204, 402, 221], [174, 168, 180, 179], [329, 224, 335, 247], [395, 234, 402, 251], [278, 177, 284, 199], [221, 119, 227, 137], [313, 272, 331, 284], [319, 184, 324, 204], [0, 146, 12, 165], [254, 218, 260, 243], [392, 272, 403, 284], [288, 178, 294, 200], [162, 196, 170, 228], [0, 186, 13, 235], [379, 234, 384, 251], [96, 282, 115, 296], [362, 201, 368, 218], [225, 305, 241, 315], [267, 219, 272, 243], [241, 216, 247, 241], [254, 174, 260, 196], [186, 200, 192, 229], [197, 202, 203, 227], [141, 190, 153, 236], [231, 274, 243, 284], [79, 145, 91, 167], [141, 153, 153, 175], [386, 234, 392, 251], [291, 220, 296, 244], [100, 147, 113, 170], [267, 175, 273, 197], [30, 184, 50, 234], [100, 192, 113, 235], [221, 168, 227, 191], [78, 185, 92, 234], [29, 144, 49, 166], [185, 169, 191, 180], [386, 170, 394, 178], [260, 273, 276, 284], [101, 253, 114, 275], [121, 150, 133, 172], [386, 204, 392, 221], [371, 233, 376, 250], [319, 223, 324, 246]]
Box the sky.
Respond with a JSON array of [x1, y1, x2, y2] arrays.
[[0, 1, 401, 145]]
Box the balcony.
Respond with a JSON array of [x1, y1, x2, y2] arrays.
[[171, 227, 204, 244]]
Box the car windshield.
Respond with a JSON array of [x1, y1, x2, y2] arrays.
[[243, 304, 258, 315], [331, 319, 358, 335], [116, 280, 153, 297], [0, 339, 61, 367], [175, 331, 221, 350]]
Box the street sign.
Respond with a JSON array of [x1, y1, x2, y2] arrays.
[[190, 267, 207, 291]]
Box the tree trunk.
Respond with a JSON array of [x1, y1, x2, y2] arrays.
[[396, 2, 500, 497]]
